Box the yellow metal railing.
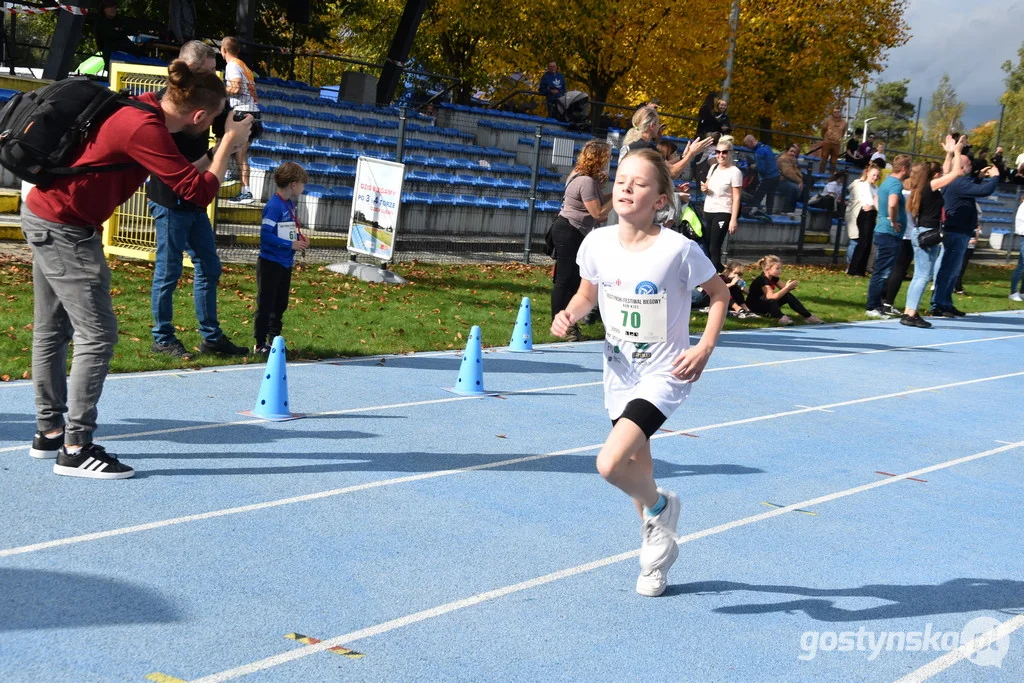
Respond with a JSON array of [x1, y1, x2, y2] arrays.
[[101, 62, 218, 267]]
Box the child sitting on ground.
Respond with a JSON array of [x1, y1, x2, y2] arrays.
[[720, 261, 759, 318], [253, 161, 310, 354], [746, 255, 824, 326]]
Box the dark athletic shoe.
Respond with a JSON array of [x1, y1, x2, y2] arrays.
[[29, 430, 63, 459], [947, 306, 967, 317], [927, 307, 955, 318], [200, 335, 249, 356], [53, 444, 134, 480], [254, 343, 271, 356], [900, 314, 932, 329], [152, 339, 194, 360]]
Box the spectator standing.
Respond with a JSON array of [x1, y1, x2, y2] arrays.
[[93, 0, 140, 76], [845, 128, 866, 167], [700, 137, 743, 272], [930, 154, 1000, 316], [22, 61, 250, 478], [221, 36, 261, 204], [901, 138, 965, 328], [776, 143, 806, 213], [1010, 195, 1024, 301], [865, 154, 911, 317], [254, 162, 310, 354], [696, 93, 730, 138], [870, 141, 887, 167], [147, 41, 247, 360], [619, 106, 713, 175], [880, 187, 915, 316], [549, 140, 613, 341], [845, 165, 881, 276], [857, 133, 876, 164], [819, 107, 847, 172], [992, 146, 1007, 182], [742, 134, 780, 217], [538, 62, 566, 120]]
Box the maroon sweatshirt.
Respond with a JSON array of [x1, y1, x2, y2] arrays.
[[26, 91, 219, 228]]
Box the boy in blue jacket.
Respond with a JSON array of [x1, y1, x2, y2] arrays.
[[254, 162, 309, 354]]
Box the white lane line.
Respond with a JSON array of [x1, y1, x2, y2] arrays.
[[893, 613, 1024, 682], [795, 404, 834, 413], [188, 440, 1024, 683], [3, 370, 1022, 558], [3, 332, 1022, 456]]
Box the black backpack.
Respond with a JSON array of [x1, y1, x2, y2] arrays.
[[0, 77, 157, 187]]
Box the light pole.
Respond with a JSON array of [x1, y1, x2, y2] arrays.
[[862, 118, 877, 143], [721, 0, 741, 102]]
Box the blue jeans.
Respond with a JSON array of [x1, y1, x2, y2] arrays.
[[1011, 246, 1024, 294], [846, 239, 857, 265], [777, 180, 800, 212], [866, 232, 902, 310], [906, 227, 941, 313], [931, 231, 970, 310], [149, 201, 224, 344]]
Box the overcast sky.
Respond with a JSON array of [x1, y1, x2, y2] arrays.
[[875, 0, 1022, 129]]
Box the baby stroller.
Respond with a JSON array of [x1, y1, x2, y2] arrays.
[[556, 90, 591, 130]]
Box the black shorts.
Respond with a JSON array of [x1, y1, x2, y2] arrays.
[[610, 399, 668, 440]]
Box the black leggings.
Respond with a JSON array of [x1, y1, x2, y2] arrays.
[[703, 212, 732, 273], [254, 257, 292, 344], [884, 239, 914, 306], [728, 284, 747, 307], [847, 209, 877, 276], [549, 216, 585, 320], [748, 292, 812, 319]]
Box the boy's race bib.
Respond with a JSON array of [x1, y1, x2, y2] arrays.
[[276, 220, 297, 242], [601, 289, 667, 344]]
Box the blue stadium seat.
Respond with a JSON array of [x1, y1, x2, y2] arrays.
[[329, 186, 355, 201], [303, 183, 329, 196], [333, 165, 357, 177], [479, 196, 503, 208], [501, 198, 529, 210], [513, 179, 532, 191], [248, 157, 279, 173], [402, 192, 432, 205], [406, 169, 434, 182], [306, 162, 334, 178], [433, 172, 456, 184], [496, 178, 518, 189], [333, 148, 360, 160], [474, 176, 499, 188], [454, 194, 479, 206], [454, 174, 477, 187], [250, 139, 284, 153], [433, 192, 457, 205]]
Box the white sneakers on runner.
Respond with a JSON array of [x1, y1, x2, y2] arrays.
[[637, 488, 680, 597]]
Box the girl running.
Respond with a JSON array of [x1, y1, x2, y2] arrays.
[[551, 149, 729, 597]]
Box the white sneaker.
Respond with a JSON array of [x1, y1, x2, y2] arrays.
[[637, 489, 680, 597], [865, 308, 884, 318], [1010, 292, 1023, 302]]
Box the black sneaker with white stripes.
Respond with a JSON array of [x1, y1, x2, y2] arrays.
[[53, 444, 134, 479], [29, 430, 64, 459]]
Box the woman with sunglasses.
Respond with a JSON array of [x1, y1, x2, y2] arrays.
[[700, 136, 742, 271]]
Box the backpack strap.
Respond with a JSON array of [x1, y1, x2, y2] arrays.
[[48, 96, 161, 177]]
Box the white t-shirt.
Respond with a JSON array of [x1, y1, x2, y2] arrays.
[[702, 164, 743, 214], [1016, 152, 1024, 168], [1015, 202, 1024, 236], [225, 61, 259, 111], [577, 225, 717, 420]]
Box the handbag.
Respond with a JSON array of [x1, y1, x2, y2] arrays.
[[917, 226, 943, 249]]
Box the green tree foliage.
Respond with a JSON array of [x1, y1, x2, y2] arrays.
[[921, 73, 965, 156], [1000, 41, 1024, 162], [856, 79, 915, 146]]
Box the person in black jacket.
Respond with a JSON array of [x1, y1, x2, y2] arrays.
[[93, 0, 141, 75], [147, 41, 248, 360]]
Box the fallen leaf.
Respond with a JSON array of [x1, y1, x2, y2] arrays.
[[496, 434, 507, 439]]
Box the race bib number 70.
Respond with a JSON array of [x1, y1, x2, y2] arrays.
[[601, 289, 668, 344]]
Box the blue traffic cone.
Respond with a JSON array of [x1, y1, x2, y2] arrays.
[[240, 336, 304, 421], [450, 325, 488, 396], [508, 296, 534, 352]]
